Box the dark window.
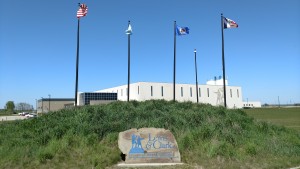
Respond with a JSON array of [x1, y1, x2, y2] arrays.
[[230, 89, 232, 98], [237, 89, 239, 98], [81, 92, 117, 105], [151, 86, 153, 96], [181, 87, 183, 97], [190, 87, 192, 97], [199, 88, 201, 97], [161, 86, 164, 97], [207, 88, 209, 97]]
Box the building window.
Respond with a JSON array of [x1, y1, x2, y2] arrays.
[[199, 88, 201, 97], [230, 89, 232, 98], [126, 88, 128, 96], [138, 86, 139, 95], [161, 86, 164, 97], [237, 89, 239, 98], [207, 88, 209, 97], [121, 89, 123, 96], [181, 87, 183, 97], [151, 86, 153, 96], [190, 87, 192, 97]]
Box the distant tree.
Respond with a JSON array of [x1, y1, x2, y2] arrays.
[[6, 101, 15, 113], [262, 103, 269, 107], [15, 102, 33, 111]]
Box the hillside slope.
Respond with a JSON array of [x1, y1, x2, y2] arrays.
[[0, 100, 299, 168]]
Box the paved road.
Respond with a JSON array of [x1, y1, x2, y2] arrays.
[[0, 115, 26, 121]]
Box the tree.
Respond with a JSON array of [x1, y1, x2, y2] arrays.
[[6, 101, 15, 113], [15, 102, 33, 111]]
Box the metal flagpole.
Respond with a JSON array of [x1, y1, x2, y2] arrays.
[[127, 20, 131, 102], [194, 49, 199, 103], [173, 21, 176, 102], [221, 13, 227, 108], [74, 17, 80, 107]]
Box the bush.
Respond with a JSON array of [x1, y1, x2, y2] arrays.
[[0, 100, 299, 168]]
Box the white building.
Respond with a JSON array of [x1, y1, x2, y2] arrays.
[[95, 81, 243, 109], [242, 101, 262, 108]]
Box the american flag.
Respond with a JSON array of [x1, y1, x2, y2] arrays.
[[77, 3, 88, 18]]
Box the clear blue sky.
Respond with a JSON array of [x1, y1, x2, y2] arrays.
[[1, 0, 299, 108]]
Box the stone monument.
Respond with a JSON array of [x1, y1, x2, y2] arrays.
[[118, 128, 181, 163]]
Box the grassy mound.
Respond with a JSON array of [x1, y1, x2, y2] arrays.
[[0, 100, 299, 168]]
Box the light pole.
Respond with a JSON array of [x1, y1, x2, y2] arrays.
[[48, 94, 51, 112], [194, 49, 199, 103]]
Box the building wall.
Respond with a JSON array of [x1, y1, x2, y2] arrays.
[[90, 100, 116, 105], [37, 99, 74, 113], [97, 82, 243, 108]]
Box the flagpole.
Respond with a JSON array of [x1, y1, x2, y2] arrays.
[[194, 49, 199, 103], [221, 13, 227, 108], [173, 21, 176, 102], [74, 17, 80, 107], [127, 20, 131, 102]]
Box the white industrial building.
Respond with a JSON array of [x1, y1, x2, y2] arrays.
[[94, 80, 243, 109], [242, 101, 262, 108]]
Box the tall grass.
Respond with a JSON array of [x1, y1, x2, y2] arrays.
[[0, 100, 299, 168]]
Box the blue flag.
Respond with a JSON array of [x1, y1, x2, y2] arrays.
[[176, 25, 189, 35]]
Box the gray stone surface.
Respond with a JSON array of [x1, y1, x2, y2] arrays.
[[0, 115, 26, 121], [118, 128, 181, 163]]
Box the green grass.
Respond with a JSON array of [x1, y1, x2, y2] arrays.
[[0, 100, 299, 169], [0, 109, 14, 116], [244, 107, 300, 131]]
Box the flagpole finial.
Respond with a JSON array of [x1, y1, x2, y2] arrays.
[[194, 49, 197, 53]]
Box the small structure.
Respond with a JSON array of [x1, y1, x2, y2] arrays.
[[243, 101, 262, 108]]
